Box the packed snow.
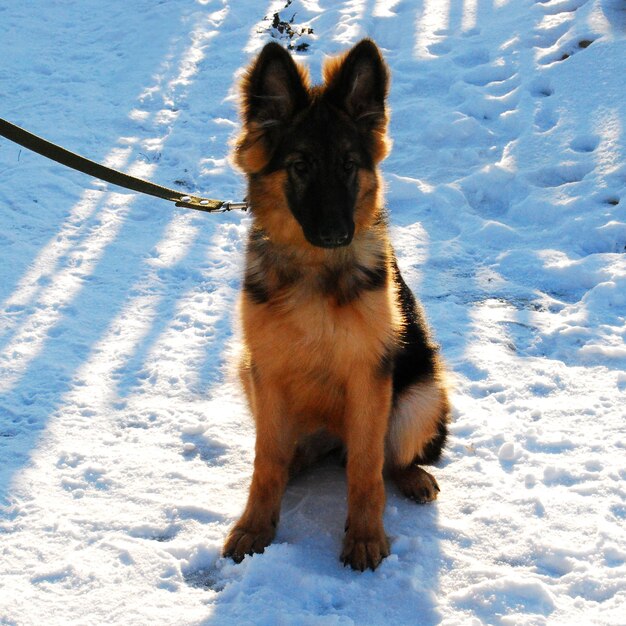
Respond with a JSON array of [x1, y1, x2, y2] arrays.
[[1, 0, 625, 624]]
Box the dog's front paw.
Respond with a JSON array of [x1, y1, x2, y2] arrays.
[[341, 528, 390, 571], [223, 524, 275, 563]]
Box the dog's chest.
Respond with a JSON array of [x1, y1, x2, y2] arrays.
[[243, 276, 396, 379], [243, 285, 393, 430]]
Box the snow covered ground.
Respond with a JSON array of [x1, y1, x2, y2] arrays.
[[1, 0, 625, 624]]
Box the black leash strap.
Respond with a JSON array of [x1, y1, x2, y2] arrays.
[[0, 118, 247, 213]]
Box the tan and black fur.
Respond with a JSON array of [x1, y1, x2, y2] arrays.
[[223, 39, 450, 571]]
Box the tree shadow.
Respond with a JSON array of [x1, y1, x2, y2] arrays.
[[0, 5, 249, 505]]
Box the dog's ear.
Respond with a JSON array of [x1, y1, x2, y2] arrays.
[[324, 39, 389, 129], [243, 42, 309, 126], [323, 39, 391, 162], [235, 43, 309, 173]]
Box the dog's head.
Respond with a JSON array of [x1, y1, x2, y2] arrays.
[[234, 39, 391, 249]]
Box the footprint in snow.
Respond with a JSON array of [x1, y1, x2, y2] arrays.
[[461, 27, 482, 37], [452, 47, 490, 68], [531, 78, 559, 132], [427, 41, 452, 56], [538, 0, 590, 16], [463, 60, 516, 87], [526, 162, 593, 188], [534, 101, 560, 132], [530, 19, 574, 51], [579, 218, 626, 255], [569, 134, 600, 153], [184, 566, 225, 591], [538, 37, 596, 65], [529, 77, 554, 98]]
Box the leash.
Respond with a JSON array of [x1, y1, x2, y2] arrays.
[[0, 118, 247, 213]]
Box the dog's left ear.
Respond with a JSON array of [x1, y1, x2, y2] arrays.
[[324, 39, 389, 129]]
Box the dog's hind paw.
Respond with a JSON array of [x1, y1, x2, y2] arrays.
[[222, 525, 275, 563], [392, 464, 440, 503]]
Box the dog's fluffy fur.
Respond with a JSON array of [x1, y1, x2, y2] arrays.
[[223, 39, 450, 571]]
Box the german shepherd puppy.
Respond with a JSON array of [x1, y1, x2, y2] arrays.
[[223, 39, 450, 571]]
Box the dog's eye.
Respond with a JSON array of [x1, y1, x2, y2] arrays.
[[291, 160, 308, 176], [344, 159, 356, 173]]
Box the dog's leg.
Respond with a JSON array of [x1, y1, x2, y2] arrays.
[[223, 376, 294, 563], [341, 373, 393, 571], [386, 379, 449, 503]]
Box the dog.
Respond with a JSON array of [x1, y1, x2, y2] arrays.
[[223, 39, 450, 571]]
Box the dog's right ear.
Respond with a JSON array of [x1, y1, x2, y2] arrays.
[[243, 43, 309, 126], [235, 43, 309, 173]]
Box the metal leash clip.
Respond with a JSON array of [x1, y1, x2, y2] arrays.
[[221, 201, 249, 212]]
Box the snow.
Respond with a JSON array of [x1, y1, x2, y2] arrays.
[[0, 0, 625, 624]]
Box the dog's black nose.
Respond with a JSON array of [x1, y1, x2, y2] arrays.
[[320, 230, 350, 247]]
